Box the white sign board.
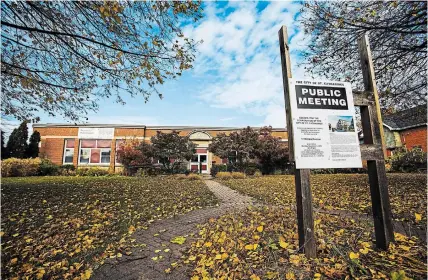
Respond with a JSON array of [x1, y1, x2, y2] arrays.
[[289, 79, 362, 169], [78, 127, 115, 139]]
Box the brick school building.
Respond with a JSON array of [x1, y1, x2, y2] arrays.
[[33, 124, 288, 174]]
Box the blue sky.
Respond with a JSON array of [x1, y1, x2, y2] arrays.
[[4, 1, 312, 134]]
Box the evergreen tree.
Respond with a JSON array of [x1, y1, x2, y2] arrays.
[[1, 130, 7, 159], [6, 121, 28, 158], [26, 131, 41, 158]]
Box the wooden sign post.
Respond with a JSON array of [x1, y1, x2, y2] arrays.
[[278, 26, 394, 258], [357, 33, 394, 249], [278, 26, 317, 258]]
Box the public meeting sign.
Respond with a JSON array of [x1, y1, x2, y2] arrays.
[[288, 79, 362, 169]]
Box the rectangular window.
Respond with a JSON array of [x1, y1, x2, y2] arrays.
[[191, 155, 199, 162], [101, 149, 111, 163], [79, 140, 111, 165], [80, 149, 90, 164], [63, 139, 75, 164]]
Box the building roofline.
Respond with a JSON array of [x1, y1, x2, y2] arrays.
[[382, 122, 427, 131], [32, 123, 147, 129], [32, 123, 287, 131]]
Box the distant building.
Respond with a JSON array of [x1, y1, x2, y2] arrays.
[[382, 105, 427, 156], [336, 119, 350, 131], [33, 124, 288, 174]]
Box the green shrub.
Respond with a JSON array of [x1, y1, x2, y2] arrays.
[[39, 159, 59, 176], [215, 172, 232, 180], [244, 163, 259, 176], [210, 164, 227, 177], [389, 148, 427, 173], [1, 157, 42, 177], [76, 167, 109, 176], [58, 164, 76, 176]]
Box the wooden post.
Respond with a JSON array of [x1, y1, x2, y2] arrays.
[[279, 26, 316, 258], [358, 33, 394, 249], [358, 33, 387, 157]]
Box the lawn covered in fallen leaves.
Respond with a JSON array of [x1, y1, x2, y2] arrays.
[[1, 176, 218, 280], [219, 174, 427, 227], [183, 207, 427, 280]]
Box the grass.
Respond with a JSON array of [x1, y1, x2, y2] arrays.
[[218, 174, 427, 228], [1, 176, 218, 280], [184, 206, 427, 280]]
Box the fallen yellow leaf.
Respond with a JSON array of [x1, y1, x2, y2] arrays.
[[250, 274, 261, 280], [415, 213, 422, 223], [279, 240, 288, 249], [349, 252, 359, 260], [359, 247, 369, 254], [128, 225, 136, 234]]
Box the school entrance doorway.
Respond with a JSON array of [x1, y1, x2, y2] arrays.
[[188, 131, 212, 174], [190, 149, 208, 174]]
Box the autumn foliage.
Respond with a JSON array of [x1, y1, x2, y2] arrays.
[[1, 176, 218, 279], [116, 138, 153, 174], [209, 126, 288, 174], [184, 207, 426, 279]]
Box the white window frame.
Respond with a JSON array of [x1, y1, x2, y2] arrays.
[[78, 139, 112, 166], [63, 139, 75, 165]]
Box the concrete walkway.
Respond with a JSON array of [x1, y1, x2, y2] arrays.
[[92, 180, 257, 280]]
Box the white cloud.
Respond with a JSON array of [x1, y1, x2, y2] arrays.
[[184, 1, 310, 128]]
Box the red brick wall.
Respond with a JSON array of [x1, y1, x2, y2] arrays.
[[400, 126, 427, 152], [36, 127, 78, 137], [115, 128, 145, 137], [39, 138, 66, 165], [35, 126, 289, 167]]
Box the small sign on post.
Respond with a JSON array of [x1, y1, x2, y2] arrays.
[[278, 25, 394, 258]]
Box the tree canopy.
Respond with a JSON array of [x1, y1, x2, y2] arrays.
[[255, 127, 289, 174], [150, 130, 195, 173], [26, 130, 41, 158], [209, 126, 288, 174], [209, 127, 259, 169], [1, 1, 202, 121], [6, 121, 28, 158], [116, 138, 154, 175], [1, 130, 6, 158], [300, 1, 427, 110]]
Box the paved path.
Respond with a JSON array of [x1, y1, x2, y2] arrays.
[[92, 180, 257, 280]]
